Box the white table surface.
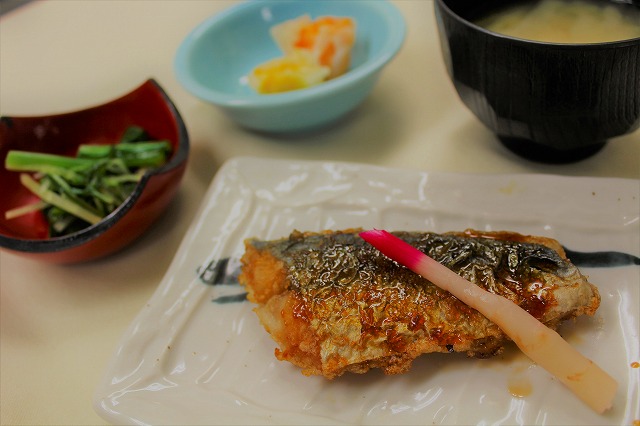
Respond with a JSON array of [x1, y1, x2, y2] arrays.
[[0, 1, 638, 425]]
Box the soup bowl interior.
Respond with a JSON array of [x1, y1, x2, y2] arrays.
[[0, 79, 189, 263], [434, 0, 640, 163]]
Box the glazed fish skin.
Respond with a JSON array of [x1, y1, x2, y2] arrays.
[[239, 229, 600, 379]]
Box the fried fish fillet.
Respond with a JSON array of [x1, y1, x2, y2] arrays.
[[238, 229, 600, 379]]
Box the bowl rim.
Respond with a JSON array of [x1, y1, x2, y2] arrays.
[[0, 78, 190, 254], [435, 0, 640, 48], [174, 0, 406, 108]]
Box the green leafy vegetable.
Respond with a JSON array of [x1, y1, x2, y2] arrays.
[[4, 126, 172, 237]]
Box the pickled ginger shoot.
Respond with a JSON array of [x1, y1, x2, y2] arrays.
[[249, 15, 356, 94], [359, 229, 617, 414]]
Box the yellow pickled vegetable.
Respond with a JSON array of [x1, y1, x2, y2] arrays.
[[248, 51, 330, 94]]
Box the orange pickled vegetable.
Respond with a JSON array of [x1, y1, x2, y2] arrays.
[[273, 15, 356, 79]]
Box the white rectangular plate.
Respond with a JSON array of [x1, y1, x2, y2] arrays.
[[94, 157, 639, 425]]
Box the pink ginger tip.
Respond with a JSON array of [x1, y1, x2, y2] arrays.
[[359, 229, 424, 269]]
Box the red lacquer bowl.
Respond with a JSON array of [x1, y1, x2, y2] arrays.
[[0, 79, 189, 263]]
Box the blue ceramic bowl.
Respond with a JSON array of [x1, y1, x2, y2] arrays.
[[175, 0, 405, 132]]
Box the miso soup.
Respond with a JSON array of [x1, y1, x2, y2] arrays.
[[476, 0, 640, 43]]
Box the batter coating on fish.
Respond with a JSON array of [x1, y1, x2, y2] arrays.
[[238, 229, 600, 379]]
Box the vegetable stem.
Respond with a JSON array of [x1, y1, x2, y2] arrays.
[[6, 150, 94, 171], [19, 173, 103, 225], [4, 200, 49, 220]]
